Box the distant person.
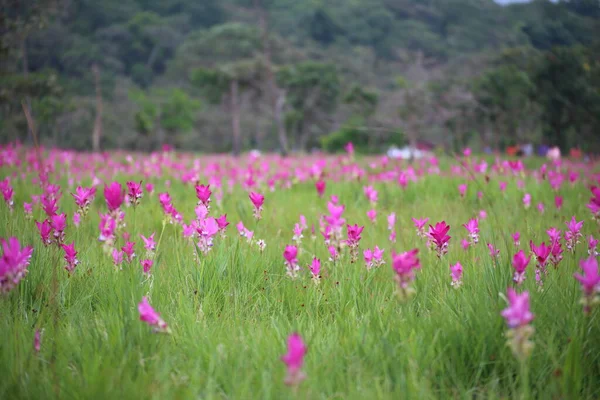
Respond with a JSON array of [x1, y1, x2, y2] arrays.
[[522, 143, 533, 157], [547, 146, 561, 161]]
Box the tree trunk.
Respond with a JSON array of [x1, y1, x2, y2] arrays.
[[21, 36, 34, 144], [92, 64, 103, 152], [231, 79, 241, 156], [255, 0, 289, 155]]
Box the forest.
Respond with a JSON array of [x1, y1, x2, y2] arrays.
[[1, 0, 600, 154]]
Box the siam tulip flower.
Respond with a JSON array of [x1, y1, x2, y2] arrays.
[[328, 245, 339, 262], [126, 181, 143, 206], [310, 257, 321, 284], [216, 214, 229, 237], [463, 147, 471, 157], [195, 184, 212, 207], [195, 204, 209, 221], [450, 262, 463, 288], [98, 213, 117, 244], [412, 217, 429, 238], [499, 181, 507, 192], [145, 182, 154, 195], [488, 243, 500, 259], [458, 183, 467, 198], [512, 232, 521, 247], [366, 209, 377, 223], [256, 239, 266, 253], [196, 217, 219, 254], [140, 233, 156, 256], [141, 259, 153, 275], [61, 242, 78, 273], [50, 213, 67, 244], [588, 235, 598, 257], [36, 220, 53, 246], [249, 192, 265, 220], [530, 240, 551, 287], [122, 241, 136, 263], [23, 202, 33, 219], [463, 218, 479, 244], [315, 180, 326, 197], [0, 237, 34, 293], [112, 249, 124, 268], [41, 195, 58, 217], [387, 213, 396, 231], [546, 227, 561, 245], [283, 245, 300, 278], [554, 195, 563, 210], [346, 224, 364, 262], [565, 216, 583, 252], [477, 191, 483, 200], [549, 238, 564, 268], [523, 194, 531, 209], [428, 221, 451, 257], [587, 186, 600, 221], [363, 185, 378, 204], [34, 329, 42, 353], [574, 256, 600, 314], [104, 182, 124, 212], [72, 212, 81, 228], [292, 223, 304, 245], [281, 333, 307, 386], [138, 297, 169, 333], [71, 186, 96, 215], [501, 288, 535, 360], [391, 248, 421, 299], [344, 142, 354, 156], [461, 239, 470, 250], [537, 202, 545, 214], [479, 210, 487, 220], [512, 250, 530, 285], [364, 248, 374, 270], [0, 178, 14, 211]]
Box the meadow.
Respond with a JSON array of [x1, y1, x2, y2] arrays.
[[1, 143, 599, 399]]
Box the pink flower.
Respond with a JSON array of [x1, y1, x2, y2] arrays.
[[216, 214, 229, 234], [364, 248, 373, 269], [145, 182, 154, 194], [462, 218, 479, 244], [587, 186, 600, 219], [565, 216, 583, 252], [574, 256, 600, 297], [530, 240, 551, 269], [463, 147, 471, 157], [512, 250, 530, 285], [450, 262, 463, 288], [112, 249, 124, 267], [391, 249, 421, 292], [41, 195, 58, 217], [61, 242, 78, 273], [315, 180, 326, 197], [34, 329, 42, 353], [412, 217, 429, 237], [461, 239, 470, 250], [310, 257, 321, 278], [36, 220, 53, 246], [344, 142, 354, 155], [523, 193, 531, 209], [387, 213, 396, 231], [122, 241, 136, 262], [588, 235, 598, 256], [0, 237, 34, 293], [104, 182, 124, 212], [126, 181, 143, 206], [501, 288, 534, 328], [141, 259, 153, 275], [23, 202, 33, 217], [0, 178, 14, 210], [195, 184, 212, 206], [50, 213, 67, 244], [138, 297, 168, 333], [346, 224, 364, 248], [458, 183, 467, 198], [249, 192, 265, 219], [554, 195, 563, 210], [363, 185, 378, 203], [499, 181, 507, 192], [98, 213, 116, 242], [71, 186, 96, 211], [366, 209, 377, 223], [487, 243, 499, 258], [140, 233, 156, 253], [281, 333, 307, 386], [72, 212, 81, 228], [428, 221, 451, 257], [479, 210, 487, 220], [283, 245, 299, 278], [512, 232, 520, 247], [537, 202, 545, 214], [328, 246, 338, 262]]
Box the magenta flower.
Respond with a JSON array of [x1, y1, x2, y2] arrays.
[[310, 257, 321, 282], [283, 245, 299, 278], [364, 248, 373, 270], [126, 181, 143, 206], [366, 209, 377, 223], [387, 213, 396, 231], [112, 249, 124, 267], [141, 259, 153, 275], [281, 333, 307, 386], [537, 202, 545, 214], [462, 218, 479, 244], [24, 202, 33, 218], [315, 180, 326, 197], [122, 241, 136, 262], [138, 297, 169, 333], [587, 186, 600, 220], [479, 210, 487, 220], [344, 142, 354, 155], [512, 232, 520, 247], [412, 217, 429, 238], [499, 181, 507, 192], [501, 288, 534, 328], [461, 239, 470, 250], [216, 214, 229, 232], [249, 192, 265, 219], [428, 221, 451, 257], [72, 212, 81, 228], [565, 216, 583, 252], [328, 245, 338, 262], [34, 329, 42, 353], [530, 240, 551, 286], [450, 262, 463, 288], [104, 182, 124, 212], [363, 185, 378, 203], [0, 237, 34, 293], [346, 224, 364, 248], [554, 195, 563, 210], [71, 186, 96, 213], [98, 213, 116, 242], [512, 250, 530, 285], [36, 220, 53, 246], [458, 183, 467, 198], [50, 213, 67, 244], [523, 193, 531, 209], [145, 182, 154, 194], [61, 242, 78, 273], [487, 243, 499, 258], [140, 233, 156, 253], [194, 184, 211, 208], [41, 195, 58, 217], [0, 178, 14, 211], [574, 256, 600, 314], [391, 249, 421, 296], [588, 235, 598, 257]]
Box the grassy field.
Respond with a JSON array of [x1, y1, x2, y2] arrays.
[[1, 147, 599, 399]]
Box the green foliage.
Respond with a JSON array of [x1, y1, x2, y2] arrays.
[[320, 116, 406, 154]]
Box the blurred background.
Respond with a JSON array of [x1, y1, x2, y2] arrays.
[[1, 0, 599, 155]]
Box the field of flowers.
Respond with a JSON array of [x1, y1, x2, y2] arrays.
[[1, 143, 599, 399]]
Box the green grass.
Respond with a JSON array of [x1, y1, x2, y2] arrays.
[[1, 163, 599, 399]]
